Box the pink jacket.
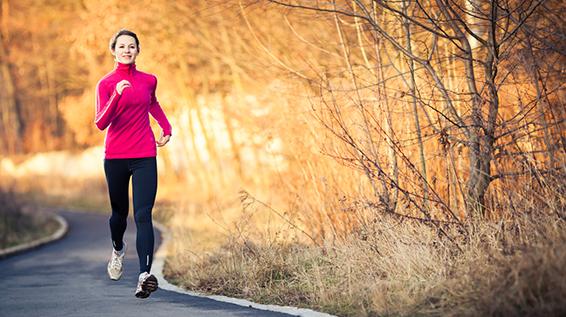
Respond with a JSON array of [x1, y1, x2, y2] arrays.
[[95, 62, 172, 159]]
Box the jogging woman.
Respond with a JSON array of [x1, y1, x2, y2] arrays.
[[95, 29, 172, 299]]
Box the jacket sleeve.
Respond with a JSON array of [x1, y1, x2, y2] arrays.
[[94, 80, 122, 130], [149, 75, 172, 136]]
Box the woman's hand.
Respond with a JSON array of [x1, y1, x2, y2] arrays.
[[115, 80, 131, 95], [156, 131, 171, 147]]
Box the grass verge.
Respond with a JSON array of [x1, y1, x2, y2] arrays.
[[0, 189, 60, 250], [164, 208, 566, 317]]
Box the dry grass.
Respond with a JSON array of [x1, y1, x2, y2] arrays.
[[0, 189, 60, 249], [164, 184, 566, 317], [1, 174, 109, 213]]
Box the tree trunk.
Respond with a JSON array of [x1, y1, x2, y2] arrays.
[[219, 25, 245, 181], [402, 0, 428, 207], [177, 62, 214, 194], [466, 1, 500, 217], [373, 2, 399, 212], [525, 36, 556, 168], [0, 8, 22, 154]]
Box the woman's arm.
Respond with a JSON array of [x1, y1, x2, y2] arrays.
[[94, 80, 122, 130], [148, 75, 172, 136]]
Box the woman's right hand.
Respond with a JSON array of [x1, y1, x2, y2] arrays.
[[115, 80, 131, 95]]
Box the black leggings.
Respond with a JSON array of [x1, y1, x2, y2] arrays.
[[104, 157, 157, 274]]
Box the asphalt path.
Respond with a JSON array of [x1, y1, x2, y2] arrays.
[[0, 210, 293, 317]]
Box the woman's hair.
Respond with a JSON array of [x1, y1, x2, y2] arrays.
[[109, 29, 140, 53]]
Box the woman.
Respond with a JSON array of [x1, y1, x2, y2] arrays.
[[95, 29, 172, 299]]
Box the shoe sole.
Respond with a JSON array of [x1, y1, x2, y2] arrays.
[[135, 274, 158, 298]]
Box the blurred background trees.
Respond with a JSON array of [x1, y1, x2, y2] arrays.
[[0, 0, 564, 234]]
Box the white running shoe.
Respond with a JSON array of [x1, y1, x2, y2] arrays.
[[135, 272, 158, 298], [107, 241, 127, 280]]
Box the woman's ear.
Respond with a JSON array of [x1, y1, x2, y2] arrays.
[[110, 49, 117, 61]]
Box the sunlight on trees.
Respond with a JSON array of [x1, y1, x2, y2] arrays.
[[0, 0, 563, 239]]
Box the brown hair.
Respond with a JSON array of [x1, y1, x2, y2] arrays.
[[109, 29, 140, 53]]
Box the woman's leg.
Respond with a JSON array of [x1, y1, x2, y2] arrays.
[[130, 157, 157, 274], [103, 158, 131, 252]]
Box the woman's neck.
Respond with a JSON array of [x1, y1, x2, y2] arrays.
[[115, 61, 136, 74]]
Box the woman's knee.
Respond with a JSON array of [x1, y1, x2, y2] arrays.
[[134, 205, 153, 223]]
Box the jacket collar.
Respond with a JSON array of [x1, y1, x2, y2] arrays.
[[114, 62, 137, 75]]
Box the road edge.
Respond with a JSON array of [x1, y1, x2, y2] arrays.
[[0, 213, 69, 259], [152, 220, 337, 317]]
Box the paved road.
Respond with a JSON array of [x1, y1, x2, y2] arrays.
[[0, 210, 292, 317]]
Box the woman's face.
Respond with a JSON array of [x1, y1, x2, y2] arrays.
[[112, 35, 139, 64]]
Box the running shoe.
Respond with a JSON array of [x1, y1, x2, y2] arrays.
[[135, 272, 159, 298], [107, 241, 127, 280]]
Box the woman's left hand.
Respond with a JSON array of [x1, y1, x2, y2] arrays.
[[156, 132, 171, 147]]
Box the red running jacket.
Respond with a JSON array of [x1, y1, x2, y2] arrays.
[[95, 62, 172, 159]]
